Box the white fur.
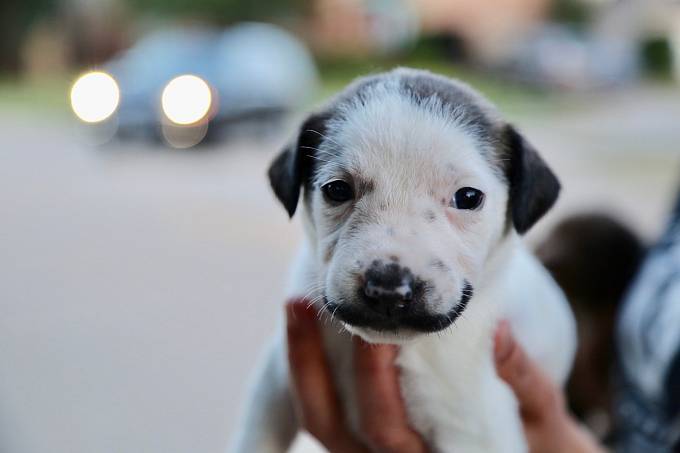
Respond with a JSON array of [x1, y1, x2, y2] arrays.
[[230, 74, 576, 453]]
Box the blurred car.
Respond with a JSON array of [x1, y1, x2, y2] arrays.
[[501, 25, 638, 90], [70, 23, 318, 147]]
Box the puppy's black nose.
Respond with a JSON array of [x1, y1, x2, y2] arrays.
[[363, 260, 415, 317]]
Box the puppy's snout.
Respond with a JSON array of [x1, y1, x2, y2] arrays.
[[363, 260, 415, 316]]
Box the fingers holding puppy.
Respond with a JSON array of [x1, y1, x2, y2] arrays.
[[353, 338, 429, 453], [494, 320, 564, 420], [287, 303, 604, 453], [494, 320, 606, 453], [286, 300, 427, 453], [286, 301, 367, 453]]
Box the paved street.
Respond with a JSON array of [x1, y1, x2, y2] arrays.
[[1, 86, 679, 453]]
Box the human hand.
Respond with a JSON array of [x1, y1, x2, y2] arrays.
[[286, 299, 605, 453], [494, 321, 606, 453], [286, 300, 427, 453]]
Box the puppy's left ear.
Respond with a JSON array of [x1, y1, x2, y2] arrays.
[[504, 125, 561, 234], [268, 113, 328, 218]]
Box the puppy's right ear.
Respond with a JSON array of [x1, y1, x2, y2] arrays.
[[268, 113, 328, 218], [504, 125, 561, 234]]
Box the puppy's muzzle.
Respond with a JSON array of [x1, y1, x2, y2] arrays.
[[363, 260, 415, 317], [326, 258, 473, 333]]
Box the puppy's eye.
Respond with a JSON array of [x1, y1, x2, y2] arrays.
[[452, 187, 484, 210], [322, 180, 354, 203]]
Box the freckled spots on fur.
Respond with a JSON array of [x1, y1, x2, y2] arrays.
[[346, 220, 363, 237], [355, 177, 375, 196], [424, 209, 436, 222], [328, 203, 352, 224], [430, 259, 449, 271], [389, 255, 399, 262], [324, 238, 338, 262], [441, 197, 448, 206]]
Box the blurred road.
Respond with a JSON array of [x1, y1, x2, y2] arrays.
[[1, 86, 679, 453]]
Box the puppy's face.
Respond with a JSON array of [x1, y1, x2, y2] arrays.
[[269, 69, 560, 342]]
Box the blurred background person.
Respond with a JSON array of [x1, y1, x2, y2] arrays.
[[612, 185, 680, 452], [536, 214, 647, 438]]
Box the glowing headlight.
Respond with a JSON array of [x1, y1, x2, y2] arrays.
[[161, 75, 212, 125], [70, 71, 120, 123]]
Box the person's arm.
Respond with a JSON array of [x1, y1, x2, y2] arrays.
[[286, 299, 605, 453]]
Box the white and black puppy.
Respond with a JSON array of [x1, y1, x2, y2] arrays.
[[231, 68, 576, 453]]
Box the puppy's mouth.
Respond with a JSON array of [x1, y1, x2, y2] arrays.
[[324, 281, 473, 333]]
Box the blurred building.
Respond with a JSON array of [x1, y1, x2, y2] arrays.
[[593, 0, 680, 82], [309, 0, 420, 56], [309, 0, 680, 88], [20, 0, 130, 79], [309, 0, 550, 59], [415, 0, 550, 63]]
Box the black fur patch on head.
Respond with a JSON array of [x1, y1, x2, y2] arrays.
[[269, 69, 559, 232], [397, 72, 494, 145], [269, 69, 503, 218], [334, 69, 497, 151]]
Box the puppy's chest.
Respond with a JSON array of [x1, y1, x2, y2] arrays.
[[319, 324, 522, 452]]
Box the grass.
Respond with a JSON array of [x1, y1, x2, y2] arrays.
[[0, 58, 571, 120], [314, 56, 569, 118], [0, 75, 71, 116]]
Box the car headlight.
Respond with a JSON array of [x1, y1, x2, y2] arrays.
[[161, 75, 212, 125], [70, 71, 120, 123]]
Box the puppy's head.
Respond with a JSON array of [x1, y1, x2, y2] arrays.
[[269, 69, 560, 342]]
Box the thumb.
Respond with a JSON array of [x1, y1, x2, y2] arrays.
[[494, 320, 563, 420]]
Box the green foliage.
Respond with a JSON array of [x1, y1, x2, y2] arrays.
[[0, 0, 58, 73], [641, 36, 673, 79], [315, 55, 559, 118], [408, 34, 468, 62], [549, 0, 594, 29]]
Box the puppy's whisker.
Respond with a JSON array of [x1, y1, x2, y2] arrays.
[[299, 145, 342, 159], [305, 154, 333, 164], [304, 129, 343, 148]]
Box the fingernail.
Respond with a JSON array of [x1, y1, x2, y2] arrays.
[[494, 320, 514, 363]]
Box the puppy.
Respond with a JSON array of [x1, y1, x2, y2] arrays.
[[231, 68, 576, 453]]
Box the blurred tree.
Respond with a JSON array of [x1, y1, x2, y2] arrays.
[[409, 34, 468, 63], [124, 0, 309, 24], [0, 0, 55, 74], [550, 0, 594, 30], [640, 36, 673, 79]]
